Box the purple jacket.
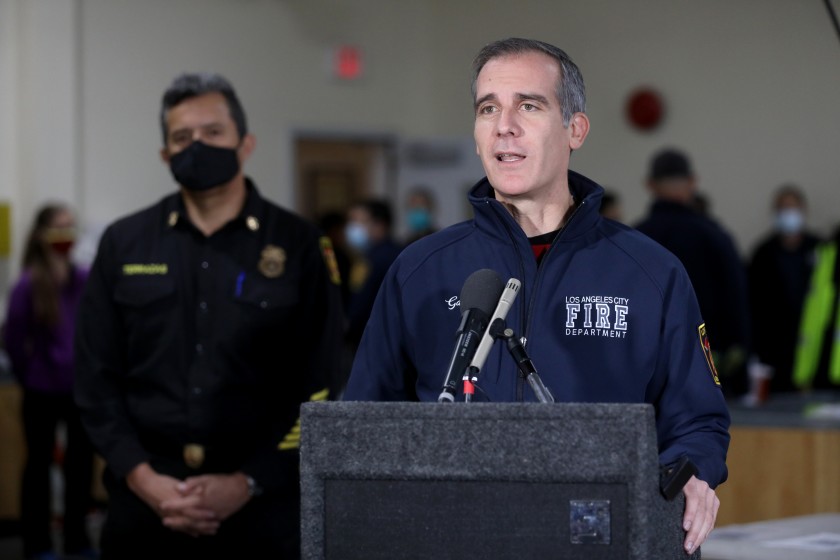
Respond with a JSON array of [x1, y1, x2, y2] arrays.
[[3, 266, 88, 393]]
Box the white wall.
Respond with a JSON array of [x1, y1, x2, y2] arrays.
[[77, 0, 439, 222], [0, 0, 20, 303], [423, 0, 840, 253], [3, 0, 840, 279], [0, 0, 80, 306]]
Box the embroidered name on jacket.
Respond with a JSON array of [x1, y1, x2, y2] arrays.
[[565, 295, 628, 338], [122, 263, 168, 275]]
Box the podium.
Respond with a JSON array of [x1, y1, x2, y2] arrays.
[[300, 401, 696, 559]]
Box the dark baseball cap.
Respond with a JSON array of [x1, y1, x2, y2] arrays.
[[649, 148, 693, 181]]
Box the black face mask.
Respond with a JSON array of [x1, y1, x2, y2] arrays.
[[168, 140, 240, 191]]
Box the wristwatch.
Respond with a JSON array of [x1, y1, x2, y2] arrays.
[[245, 475, 264, 497]]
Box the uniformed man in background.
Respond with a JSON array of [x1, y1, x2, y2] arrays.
[[74, 72, 343, 559]]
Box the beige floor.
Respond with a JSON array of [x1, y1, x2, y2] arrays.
[[0, 380, 104, 559]]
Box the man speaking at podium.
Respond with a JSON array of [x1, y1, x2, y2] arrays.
[[343, 37, 730, 555]]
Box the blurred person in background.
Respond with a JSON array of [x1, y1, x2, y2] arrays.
[[403, 186, 439, 245], [692, 191, 711, 216], [317, 210, 355, 397], [635, 148, 751, 397], [747, 185, 821, 396], [3, 203, 97, 560], [793, 223, 840, 393], [599, 188, 623, 222], [318, 210, 353, 314], [344, 198, 402, 352]]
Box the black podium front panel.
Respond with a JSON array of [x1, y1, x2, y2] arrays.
[[325, 479, 627, 559], [300, 401, 695, 559]]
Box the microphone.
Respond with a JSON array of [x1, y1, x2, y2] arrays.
[[505, 332, 554, 403], [467, 278, 521, 381], [438, 269, 503, 403]]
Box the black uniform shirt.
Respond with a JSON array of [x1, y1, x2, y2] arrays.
[[74, 179, 343, 492]]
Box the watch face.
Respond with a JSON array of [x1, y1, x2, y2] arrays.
[[246, 475, 263, 497]]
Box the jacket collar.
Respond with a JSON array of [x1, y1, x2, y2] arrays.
[[468, 170, 605, 243]]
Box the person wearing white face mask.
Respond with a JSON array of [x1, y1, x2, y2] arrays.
[[776, 206, 805, 235], [747, 185, 821, 395]]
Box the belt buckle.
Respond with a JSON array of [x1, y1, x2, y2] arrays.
[[183, 443, 205, 469]]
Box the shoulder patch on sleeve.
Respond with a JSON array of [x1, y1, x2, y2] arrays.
[[319, 236, 342, 285], [698, 323, 721, 386]]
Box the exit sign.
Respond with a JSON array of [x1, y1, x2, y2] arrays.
[[333, 45, 363, 80]]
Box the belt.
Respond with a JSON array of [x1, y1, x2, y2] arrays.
[[141, 436, 253, 472]]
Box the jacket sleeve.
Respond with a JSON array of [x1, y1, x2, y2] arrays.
[[74, 228, 150, 478], [648, 265, 731, 488], [342, 260, 415, 401], [3, 276, 33, 383], [240, 233, 345, 494]]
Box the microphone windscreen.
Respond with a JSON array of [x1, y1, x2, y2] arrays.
[[459, 269, 504, 317]]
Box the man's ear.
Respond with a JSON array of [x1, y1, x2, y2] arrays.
[[568, 112, 590, 150], [160, 147, 171, 166], [238, 133, 256, 162]]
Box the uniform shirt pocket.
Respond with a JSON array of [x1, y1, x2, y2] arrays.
[[113, 275, 178, 356], [232, 274, 300, 349], [235, 274, 299, 310], [114, 275, 176, 307]]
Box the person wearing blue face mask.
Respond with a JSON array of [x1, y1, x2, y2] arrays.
[[747, 184, 822, 394], [403, 187, 439, 245], [73, 72, 344, 559], [344, 199, 403, 365]]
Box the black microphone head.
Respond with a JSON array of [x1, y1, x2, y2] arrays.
[[460, 269, 504, 316]]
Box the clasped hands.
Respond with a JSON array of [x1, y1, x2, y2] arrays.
[[127, 462, 252, 537]]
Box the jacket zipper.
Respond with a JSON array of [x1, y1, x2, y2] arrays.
[[488, 200, 529, 401], [489, 195, 588, 401], [520, 197, 587, 400]]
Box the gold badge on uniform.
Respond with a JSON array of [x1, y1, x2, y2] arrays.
[[319, 236, 341, 285], [258, 244, 286, 278], [183, 443, 205, 469], [698, 323, 721, 386]]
